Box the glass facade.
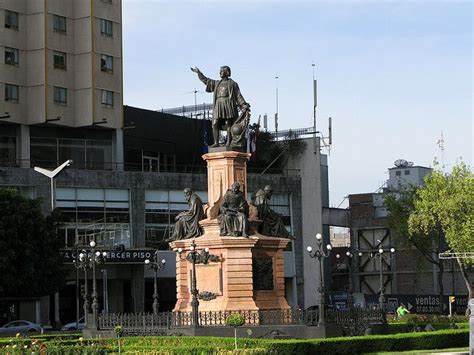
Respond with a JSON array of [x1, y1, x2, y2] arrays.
[[0, 136, 16, 166], [56, 187, 131, 248], [30, 137, 113, 169]]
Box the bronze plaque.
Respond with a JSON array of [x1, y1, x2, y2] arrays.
[[252, 257, 274, 290]]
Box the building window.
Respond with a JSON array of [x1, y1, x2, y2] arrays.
[[53, 51, 67, 69], [53, 15, 66, 33], [100, 54, 113, 72], [404, 170, 410, 175], [100, 19, 113, 37], [5, 10, 18, 29], [145, 190, 208, 249], [54, 86, 67, 105], [395, 171, 401, 176], [56, 187, 131, 248], [0, 136, 17, 167], [5, 84, 19, 102], [101, 90, 114, 107], [30, 137, 113, 170], [5, 47, 19, 65]]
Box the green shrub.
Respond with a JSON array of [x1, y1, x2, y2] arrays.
[[263, 329, 468, 354], [398, 313, 469, 325], [225, 313, 246, 327], [387, 321, 469, 333]]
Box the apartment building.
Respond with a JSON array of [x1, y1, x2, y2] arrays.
[[1, 0, 123, 169]]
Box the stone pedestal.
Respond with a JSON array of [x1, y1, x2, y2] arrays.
[[202, 150, 251, 219], [171, 232, 290, 312]]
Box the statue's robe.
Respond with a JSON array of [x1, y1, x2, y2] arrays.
[[172, 193, 204, 240], [252, 189, 292, 239], [218, 189, 249, 237]]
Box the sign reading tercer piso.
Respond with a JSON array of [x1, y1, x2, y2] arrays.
[[60, 249, 155, 264]]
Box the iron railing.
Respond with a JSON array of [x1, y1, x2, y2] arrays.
[[98, 308, 384, 334]]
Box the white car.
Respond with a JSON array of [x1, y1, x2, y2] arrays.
[[61, 317, 85, 331], [0, 320, 43, 336]]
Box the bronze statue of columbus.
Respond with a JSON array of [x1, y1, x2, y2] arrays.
[[191, 66, 250, 148]]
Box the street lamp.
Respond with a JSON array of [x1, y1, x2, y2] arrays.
[[364, 247, 395, 311], [178, 240, 215, 328], [76, 241, 107, 326], [74, 248, 88, 327], [335, 250, 355, 309], [144, 251, 166, 316], [306, 233, 333, 326], [89, 240, 107, 321], [76, 250, 90, 326], [34, 159, 73, 328], [34, 159, 73, 210]]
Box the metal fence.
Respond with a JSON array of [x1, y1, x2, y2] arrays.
[[98, 308, 384, 336]]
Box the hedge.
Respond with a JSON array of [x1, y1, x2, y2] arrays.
[[263, 329, 468, 354], [387, 322, 469, 334], [0, 328, 468, 354]]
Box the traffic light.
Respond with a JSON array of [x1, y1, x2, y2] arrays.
[[449, 296, 455, 304]]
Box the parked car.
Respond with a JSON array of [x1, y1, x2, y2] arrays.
[[61, 317, 85, 331], [0, 320, 43, 336]]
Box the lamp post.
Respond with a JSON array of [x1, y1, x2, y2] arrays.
[[34, 159, 72, 328], [306, 233, 333, 326], [178, 240, 212, 328], [144, 251, 166, 316], [363, 247, 395, 311], [335, 250, 354, 309], [76, 250, 90, 326], [77, 241, 107, 326], [33, 159, 73, 210], [74, 248, 88, 326], [89, 240, 107, 321]]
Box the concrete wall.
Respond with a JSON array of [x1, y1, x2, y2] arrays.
[[285, 137, 325, 309]]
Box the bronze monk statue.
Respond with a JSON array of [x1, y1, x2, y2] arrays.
[[252, 185, 293, 239], [218, 182, 249, 237], [191, 66, 250, 148], [169, 188, 204, 241]]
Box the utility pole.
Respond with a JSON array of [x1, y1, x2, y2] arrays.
[[312, 61, 318, 153], [275, 75, 279, 138]]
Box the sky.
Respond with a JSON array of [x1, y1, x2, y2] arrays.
[[122, 0, 473, 207]]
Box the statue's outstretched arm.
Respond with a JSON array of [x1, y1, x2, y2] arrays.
[[190, 67, 209, 85]]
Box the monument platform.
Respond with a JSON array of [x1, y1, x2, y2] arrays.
[[170, 231, 290, 312], [170, 149, 291, 314]]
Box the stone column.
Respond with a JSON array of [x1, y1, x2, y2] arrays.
[[202, 150, 250, 219]]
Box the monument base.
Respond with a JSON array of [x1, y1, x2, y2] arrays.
[[170, 228, 290, 313]]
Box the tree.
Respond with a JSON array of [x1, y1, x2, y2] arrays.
[[408, 162, 473, 300], [248, 123, 306, 174], [0, 188, 66, 297], [384, 185, 445, 311]]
